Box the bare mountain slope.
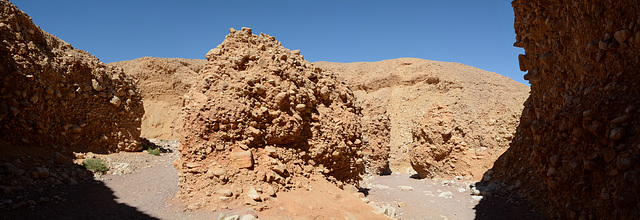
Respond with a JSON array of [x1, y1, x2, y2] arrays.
[[316, 58, 529, 179], [109, 57, 207, 139]]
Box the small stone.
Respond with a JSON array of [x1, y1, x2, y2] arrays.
[[610, 115, 630, 124], [398, 202, 407, 207], [54, 152, 68, 164], [266, 185, 276, 197], [240, 214, 256, 220], [223, 215, 240, 220], [471, 195, 484, 201], [71, 125, 82, 133], [344, 185, 358, 194], [110, 96, 121, 108], [265, 146, 277, 157], [438, 191, 454, 199], [292, 50, 301, 55], [35, 167, 49, 179], [609, 127, 625, 140], [230, 151, 253, 169], [217, 189, 233, 197], [91, 79, 104, 91], [272, 164, 286, 175], [246, 186, 261, 201], [295, 103, 306, 111], [614, 29, 632, 43], [397, 185, 413, 191]]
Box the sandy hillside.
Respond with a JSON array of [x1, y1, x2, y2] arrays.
[[315, 58, 530, 178], [108, 57, 207, 139]]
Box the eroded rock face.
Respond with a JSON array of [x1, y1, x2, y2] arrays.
[[316, 58, 529, 179], [0, 1, 143, 154], [108, 57, 206, 139], [492, 1, 640, 219], [176, 27, 364, 210]]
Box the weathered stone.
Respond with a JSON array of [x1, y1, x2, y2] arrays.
[[110, 96, 122, 108], [246, 186, 260, 201], [230, 150, 253, 169]]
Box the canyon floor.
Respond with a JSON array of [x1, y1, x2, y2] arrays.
[[1, 139, 543, 220]]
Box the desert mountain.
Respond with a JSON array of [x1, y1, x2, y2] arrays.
[[108, 57, 206, 139], [316, 58, 529, 178]]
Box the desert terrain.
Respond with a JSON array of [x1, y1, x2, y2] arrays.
[[2, 0, 640, 219]]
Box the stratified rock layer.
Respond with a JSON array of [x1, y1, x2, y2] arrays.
[[176, 27, 364, 210], [492, 0, 640, 219], [0, 1, 143, 154]]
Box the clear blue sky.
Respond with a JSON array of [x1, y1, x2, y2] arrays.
[[12, 0, 527, 85]]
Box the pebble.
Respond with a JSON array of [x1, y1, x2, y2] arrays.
[[247, 186, 261, 201], [110, 96, 121, 108], [217, 189, 233, 197], [35, 167, 49, 179], [471, 195, 484, 201], [438, 191, 454, 199], [397, 185, 414, 191]]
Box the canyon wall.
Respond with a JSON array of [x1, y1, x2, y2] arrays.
[[0, 0, 143, 188], [109, 57, 206, 139], [491, 0, 640, 219]]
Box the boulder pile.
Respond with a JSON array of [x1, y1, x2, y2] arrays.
[[491, 0, 640, 219], [176, 27, 365, 210]]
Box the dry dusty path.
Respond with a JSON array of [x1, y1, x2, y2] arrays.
[[1, 140, 542, 220]]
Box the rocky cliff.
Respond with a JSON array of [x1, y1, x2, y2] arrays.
[[491, 0, 640, 219], [0, 0, 143, 191]]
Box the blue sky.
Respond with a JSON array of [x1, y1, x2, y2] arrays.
[[12, 0, 527, 85]]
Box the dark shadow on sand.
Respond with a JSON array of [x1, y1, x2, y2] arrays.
[[0, 174, 158, 220]]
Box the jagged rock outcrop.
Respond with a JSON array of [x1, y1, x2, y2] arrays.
[[109, 57, 206, 139], [316, 59, 529, 179], [0, 1, 143, 153], [491, 1, 640, 219], [176, 27, 364, 210], [0, 0, 143, 196]]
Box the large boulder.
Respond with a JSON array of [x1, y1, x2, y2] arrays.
[[176, 27, 364, 210]]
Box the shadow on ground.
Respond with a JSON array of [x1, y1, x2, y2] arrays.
[[1, 178, 157, 220], [474, 193, 545, 220]]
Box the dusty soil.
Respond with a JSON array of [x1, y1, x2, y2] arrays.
[[1, 140, 540, 220]]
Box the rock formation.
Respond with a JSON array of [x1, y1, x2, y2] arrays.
[[491, 0, 640, 219], [109, 57, 206, 139], [316, 58, 529, 179], [0, 0, 143, 190], [176, 27, 364, 210]]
